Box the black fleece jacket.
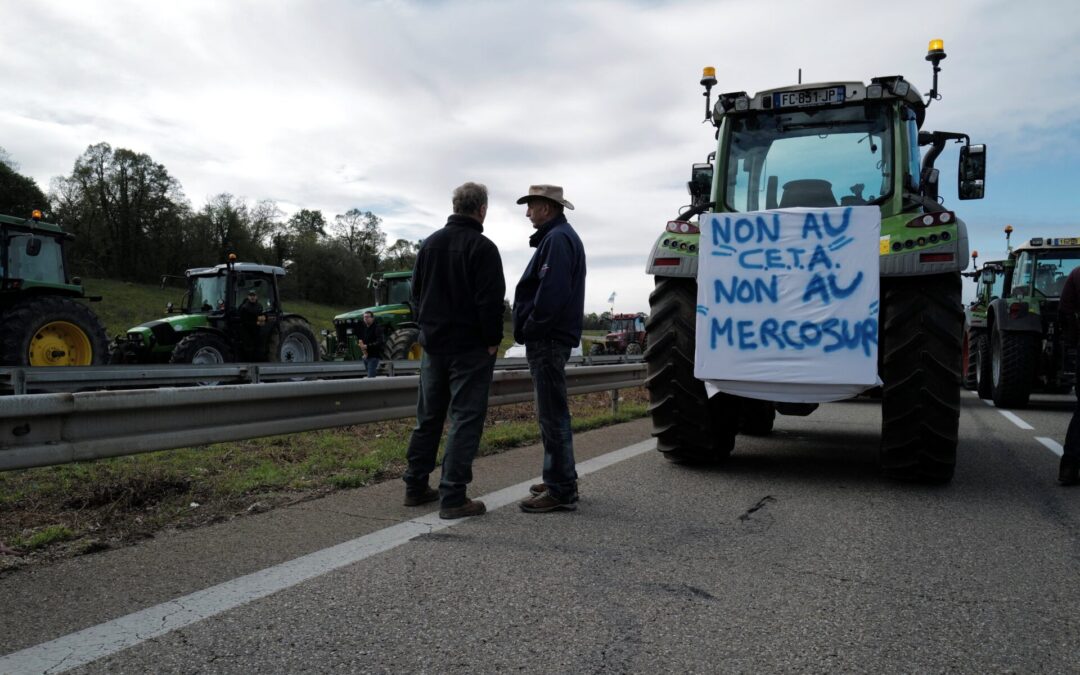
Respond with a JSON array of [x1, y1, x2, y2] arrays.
[[411, 214, 505, 354], [512, 214, 586, 347]]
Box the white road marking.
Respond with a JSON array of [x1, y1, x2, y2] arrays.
[[1036, 437, 1065, 457], [980, 398, 1035, 430], [0, 439, 657, 674]]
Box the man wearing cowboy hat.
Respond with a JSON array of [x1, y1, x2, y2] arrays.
[[512, 185, 587, 513]]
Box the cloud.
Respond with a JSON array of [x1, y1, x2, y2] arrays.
[[0, 0, 1076, 312]]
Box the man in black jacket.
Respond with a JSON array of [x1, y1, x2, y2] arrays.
[[512, 185, 587, 513], [401, 182, 505, 519], [358, 311, 384, 378]]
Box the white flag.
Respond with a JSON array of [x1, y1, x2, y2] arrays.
[[607, 291, 616, 304]]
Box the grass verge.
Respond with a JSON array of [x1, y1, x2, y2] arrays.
[[0, 388, 648, 571]]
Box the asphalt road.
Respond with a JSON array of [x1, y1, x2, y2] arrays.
[[2, 390, 1079, 673]]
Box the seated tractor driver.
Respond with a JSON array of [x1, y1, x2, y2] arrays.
[[238, 290, 265, 360]]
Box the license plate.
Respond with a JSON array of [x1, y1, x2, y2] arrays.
[[1053, 237, 1079, 246], [772, 86, 846, 108]]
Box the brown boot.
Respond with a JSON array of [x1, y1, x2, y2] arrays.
[[403, 486, 439, 507], [520, 491, 577, 513], [439, 498, 486, 520], [529, 483, 579, 501]]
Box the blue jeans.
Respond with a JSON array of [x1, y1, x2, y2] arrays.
[[365, 357, 380, 378], [403, 349, 496, 508], [526, 340, 578, 500]]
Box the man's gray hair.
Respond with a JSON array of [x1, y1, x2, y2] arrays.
[[452, 182, 488, 216]]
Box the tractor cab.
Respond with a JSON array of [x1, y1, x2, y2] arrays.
[[0, 212, 78, 294]]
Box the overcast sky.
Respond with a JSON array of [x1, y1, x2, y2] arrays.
[[2, 0, 1078, 311]]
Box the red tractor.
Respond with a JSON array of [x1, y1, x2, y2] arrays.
[[590, 312, 648, 355]]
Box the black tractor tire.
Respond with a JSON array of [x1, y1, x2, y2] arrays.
[[589, 342, 605, 356], [170, 333, 234, 365], [740, 399, 776, 436], [962, 331, 978, 390], [879, 272, 963, 483], [625, 342, 643, 356], [975, 333, 993, 399], [386, 326, 422, 360], [645, 276, 740, 463], [990, 329, 1038, 409], [0, 296, 109, 367], [268, 317, 319, 363]]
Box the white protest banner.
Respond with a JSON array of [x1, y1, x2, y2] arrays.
[[694, 206, 881, 403]]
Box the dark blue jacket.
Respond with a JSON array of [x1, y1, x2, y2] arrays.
[[412, 214, 505, 355], [512, 214, 586, 347]]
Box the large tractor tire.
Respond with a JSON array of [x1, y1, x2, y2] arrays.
[[879, 272, 963, 483], [740, 399, 776, 436], [386, 326, 422, 360], [170, 333, 234, 365], [625, 342, 643, 356], [990, 329, 1038, 408], [962, 331, 978, 390], [268, 317, 319, 363], [645, 276, 740, 463], [0, 296, 109, 367], [589, 342, 605, 356], [975, 334, 993, 399]]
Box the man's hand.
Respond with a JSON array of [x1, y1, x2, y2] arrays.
[[488, 345, 499, 356]]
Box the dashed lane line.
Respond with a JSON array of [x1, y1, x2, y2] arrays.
[[0, 439, 657, 674], [1036, 437, 1065, 457], [980, 398, 1035, 430]]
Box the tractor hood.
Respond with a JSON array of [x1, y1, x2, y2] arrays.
[[123, 313, 211, 349], [334, 303, 411, 326]]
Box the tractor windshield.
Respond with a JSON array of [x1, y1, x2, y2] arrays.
[[4, 233, 65, 283], [385, 277, 412, 305], [1013, 249, 1080, 298], [723, 103, 894, 212], [187, 275, 228, 313]]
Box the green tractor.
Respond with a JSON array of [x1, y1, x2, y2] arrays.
[[0, 210, 109, 366], [962, 251, 1006, 396], [110, 259, 319, 365], [979, 235, 1080, 407], [644, 40, 986, 481], [323, 270, 422, 361]]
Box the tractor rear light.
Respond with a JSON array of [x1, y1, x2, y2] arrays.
[[919, 252, 954, 263], [653, 257, 682, 266], [905, 210, 956, 228], [2, 279, 22, 290], [666, 220, 699, 234], [1009, 302, 1028, 319]]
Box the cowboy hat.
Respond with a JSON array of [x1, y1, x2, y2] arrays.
[[515, 184, 574, 210]]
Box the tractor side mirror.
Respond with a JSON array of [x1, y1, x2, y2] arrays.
[[958, 144, 986, 200], [688, 163, 713, 206], [980, 269, 996, 286], [25, 237, 42, 256], [166, 301, 175, 314]]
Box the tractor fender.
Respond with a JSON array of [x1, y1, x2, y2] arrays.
[[987, 300, 1042, 334], [645, 231, 698, 278]]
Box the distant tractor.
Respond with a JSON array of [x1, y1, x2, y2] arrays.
[[978, 236, 1080, 407], [0, 210, 109, 366], [590, 312, 648, 355], [110, 258, 319, 365], [324, 271, 421, 361], [962, 254, 1005, 396]]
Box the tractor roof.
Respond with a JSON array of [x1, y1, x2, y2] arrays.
[[186, 262, 287, 277], [382, 271, 412, 279], [716, 76, 925, 125], [0, 213, 66, 235], [612, 313, 645, 319], [1013, 237, 1080, 254]]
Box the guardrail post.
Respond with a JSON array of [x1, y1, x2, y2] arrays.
[[610, 388, 620, 415], [14, 368, 26, 396], [250, 365, 261, 384]]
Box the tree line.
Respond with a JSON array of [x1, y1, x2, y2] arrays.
[[0, 144, 420, 307]]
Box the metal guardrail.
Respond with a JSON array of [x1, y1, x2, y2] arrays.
[[0, 355, 643, 394], [0, 363, 646, 472]]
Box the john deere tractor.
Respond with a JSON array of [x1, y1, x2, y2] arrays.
[[110, 259, 318, 365], [0, 210, 109, 366], [323, 270, 421, 361], [644, 40, 986, 482]]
